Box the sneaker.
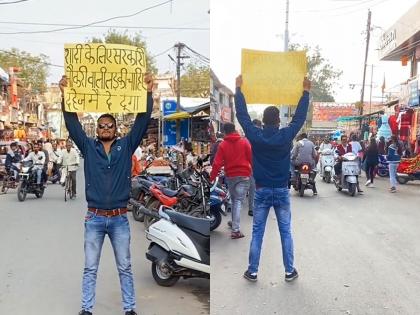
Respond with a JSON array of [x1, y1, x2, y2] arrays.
[[248, 210, 253, 216], [285, 268, 299, 282], [365, 180, 371, 186], [231, 231, 245, 239], [368, 183, 375, 188], [79, 311, 92, 315], [125, 311, 137, 315], [243, 270, 257, 282], [390, 187, 396, 193]]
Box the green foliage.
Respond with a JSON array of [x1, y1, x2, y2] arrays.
[[89, 29, 157, 74], [290, 43, 342, 102], [0, 48, 49, 93], [180, 63, 210, 98]]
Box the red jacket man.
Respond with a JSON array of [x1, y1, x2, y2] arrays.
[[210, 122, 252, 239]]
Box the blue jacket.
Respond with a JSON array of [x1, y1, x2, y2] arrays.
[[235, 88, 310, 188], [62, 93, 153, 210], [387, 144, 401, 163]]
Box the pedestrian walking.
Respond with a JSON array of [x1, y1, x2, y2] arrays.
[[363, 137, 379, 188], [210, 122, 252, 239], [234, 74, 311, 282], [387, 135, 401, 193], [59, 73, 153, 315]]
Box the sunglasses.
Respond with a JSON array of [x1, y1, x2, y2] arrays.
[[98, 123, 114, 129]]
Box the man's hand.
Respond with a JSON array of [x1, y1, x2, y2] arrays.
[[235, 75, 243, 89], [303, 77, 311, 92], [144, 73, 154, 92], [59, 75, 68, 95]]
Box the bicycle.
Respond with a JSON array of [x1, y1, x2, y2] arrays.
[[63, 164, 78, 201]]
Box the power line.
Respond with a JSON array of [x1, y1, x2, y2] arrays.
[[0, 0, 173, 35], [0, 21, 209, 31], [183, 45, 209, 62], [0, 49, 63, 68], [152, 46, 174, 58], [0, 0, 29, 4]]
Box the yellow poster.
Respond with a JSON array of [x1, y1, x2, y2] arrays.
[[64, 43, 147, 113], [241, 49, 307, 105]]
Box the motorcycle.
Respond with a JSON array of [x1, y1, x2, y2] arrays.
[[319, 148, 335, 183], [0, 168, 19, 194], [48, 162, 61, 184], [17, 160, 46, 201], [141, 204, 209, 287], [377, 155, 389, 177], [396, 155, 420, 184], [209, 177, 228, 231], [292, 163, 317, 197], [333, 152, 360, 197]]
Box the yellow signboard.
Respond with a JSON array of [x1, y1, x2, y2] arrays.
[[241, 49, 307, 105], [64, 43, 147, 113]]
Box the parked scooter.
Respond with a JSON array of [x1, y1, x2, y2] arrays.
[[377, 155, 389, 177], [319, 148, 335, 183], [140, 204, 210, 287], [292, 163, 317, 197], [333, 152, 360, 197]]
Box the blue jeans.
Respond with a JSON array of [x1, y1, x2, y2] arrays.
[[389, 162, 398, 188], [34, 168, 42, 184], [226, 176, 250, 232], [82, 212, 135, 312], [248, 187, 294, 274]]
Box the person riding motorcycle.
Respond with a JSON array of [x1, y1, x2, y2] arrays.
[[334, 134, 352, 178], [5, 142, 22, 180], [318, 137, 333, 152], [22, 142, 46, 187]]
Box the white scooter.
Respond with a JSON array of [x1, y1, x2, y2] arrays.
[[138, 203, 210, 286], [319, 148, 335, 183], [333, 152, 361, 197]]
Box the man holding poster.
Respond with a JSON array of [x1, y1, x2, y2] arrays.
[[234, 74, 311, 283], [59, 68, 153, 315]]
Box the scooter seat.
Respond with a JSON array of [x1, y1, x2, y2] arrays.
[[161, 187, 178, 197], [164, 209, 210, 236]]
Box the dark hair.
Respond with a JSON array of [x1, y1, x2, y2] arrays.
[[97, 113, 116, 126], [10, 142, 18, 147], [300, 133, 307, 139], [263, 106, 280, 126], [351, 134, 357, 141], [391, 135, 398, 143], [37, 139, 43, 145], [223, 122, 236, 135], [341, 134, 348, 140]]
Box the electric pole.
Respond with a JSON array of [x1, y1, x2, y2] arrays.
[[174, 42, 187, 143], [359, 9, 371, 127]]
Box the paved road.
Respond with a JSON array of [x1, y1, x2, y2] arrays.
[[211, 175, 420, 315], [0, 167, 209, 315]]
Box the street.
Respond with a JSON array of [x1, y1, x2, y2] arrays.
[[211, 175, 420, 315], [0, 167, 209, 315]]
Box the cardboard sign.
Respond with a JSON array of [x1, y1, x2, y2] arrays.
[[64, 43, 147, 113], [241, 49, 307, 105]]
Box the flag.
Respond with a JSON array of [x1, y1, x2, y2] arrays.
[[381, 74, 386, 94]]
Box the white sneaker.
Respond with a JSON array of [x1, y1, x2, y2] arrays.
[[365, 180, 371, 186], [368, 183, 375, 188]]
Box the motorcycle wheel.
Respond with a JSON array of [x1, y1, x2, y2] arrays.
[[209, 205, 222, 231], [348, 183, 356, 197], [17, 182, 27, 202], [35, 188, 44, 199], [397, 176, 409, 185], [132, 204, 145, 222], [299, 184, 305, 197], [325, 174, 331, 184], [144, 199, 160, 229], [377, 169, 389, 177], [151, 262, 179, 287]]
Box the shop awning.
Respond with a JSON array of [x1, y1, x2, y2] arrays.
[[164, 111, 191, 120]]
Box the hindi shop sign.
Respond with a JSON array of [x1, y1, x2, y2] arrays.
[[64, 43, 147, 113], [241, 49, 307, 106]]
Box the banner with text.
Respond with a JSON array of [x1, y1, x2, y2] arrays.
[[241, 49, 307, 105], [64, 43, 147, 113]]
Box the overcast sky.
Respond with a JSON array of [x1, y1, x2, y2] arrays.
[[0, 0, 209, 84], [211, 0, 418, 103]]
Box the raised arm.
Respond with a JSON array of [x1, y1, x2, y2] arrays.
[[234, 75, 261, 143], [127, 74, 154, 153], [59, 76, 88, 155]]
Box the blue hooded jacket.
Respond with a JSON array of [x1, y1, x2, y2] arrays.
[[235, 88, 310, 188], [62, 93, 153, 210]]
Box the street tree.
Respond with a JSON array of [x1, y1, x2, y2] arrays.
[[290, 43, 342, 102], [180, 63, 210, 98], [90, 29, 158, 74], [0, 48, 49, 93]]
